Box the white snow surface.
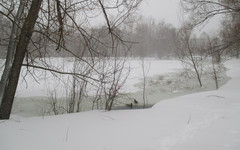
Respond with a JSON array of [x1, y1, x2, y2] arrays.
[[0, 59, 240, 150]]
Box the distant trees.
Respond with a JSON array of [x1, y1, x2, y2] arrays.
[[130, 18, 177, 58], [0, 0, 142, 119]]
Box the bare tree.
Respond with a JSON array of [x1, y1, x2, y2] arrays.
[[140, 57, 150, 108], [180, 0, 240, 26], [0, 0, 43, 119], [175, 23, 203, 87], [180, 0, 240, 58], [104, 57, 130, 111], [205, 35, 221, 89], [201, 33, 223, 89], [48, 89, 61, 115], [220, 11, 240, 58], [0, 0, 142, 119], [209, 41, 220, 89]]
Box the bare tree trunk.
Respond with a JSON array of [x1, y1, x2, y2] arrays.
[[0, 0, 43, 119], [143, 74, 146, 108], [211, 59, 219, 89], [237, 49, 240, 59], [190, 56, 202, 87], [175, 22, 204, 88], [69, 75, 77, 113], [187, 39, 202, 88], [208, 37, 220, 89], [0, 0, 25, 106], [141, 58, 150, 108]]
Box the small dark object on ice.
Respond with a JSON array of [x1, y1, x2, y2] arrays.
[[134, 99, 138, 104], [126, 103, 133, 108]]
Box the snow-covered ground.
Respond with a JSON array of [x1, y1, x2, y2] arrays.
[[0, 59, 239, 150]]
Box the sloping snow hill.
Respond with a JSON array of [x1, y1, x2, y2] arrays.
[[0, 59, 240, 150]]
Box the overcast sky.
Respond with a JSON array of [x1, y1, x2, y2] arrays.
[[139, 0, 181, 27], [139, 0, 221, 35], [91, 0, 221, 35]]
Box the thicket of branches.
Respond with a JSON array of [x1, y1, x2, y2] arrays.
[[181, 0, 240, 58], [0, 0, 142, 119], [174, 0, 240, 89]]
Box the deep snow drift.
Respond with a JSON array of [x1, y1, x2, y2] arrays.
[[0, 59, 240, 150]]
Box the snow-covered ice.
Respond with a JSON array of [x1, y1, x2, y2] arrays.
[[0, 59, 240, 150], [13, 58, 183, 97]]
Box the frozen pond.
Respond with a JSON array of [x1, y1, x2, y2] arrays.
[[0, 58, 229, 117]]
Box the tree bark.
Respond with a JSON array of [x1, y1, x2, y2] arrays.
[[187, 38, 202, 87], [0, 0, 25, 106], [0, 0, 43, 119]]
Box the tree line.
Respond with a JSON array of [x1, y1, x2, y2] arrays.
[[0, 16, 178, 59]]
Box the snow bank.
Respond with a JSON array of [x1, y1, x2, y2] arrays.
[[0, 59, 240, 150]]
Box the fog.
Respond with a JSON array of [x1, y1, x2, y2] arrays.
[[140, 0, 181, 27]]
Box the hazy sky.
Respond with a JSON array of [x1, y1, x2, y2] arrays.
[[91, 0, 221, 35], [140, 0, 181, 27], [139, 0, 221, 35]]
